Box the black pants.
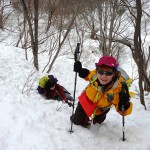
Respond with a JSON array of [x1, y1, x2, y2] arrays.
[[70, 102, 110, 125], [93, 108, 110, 124], [61, 86, 74, 101]]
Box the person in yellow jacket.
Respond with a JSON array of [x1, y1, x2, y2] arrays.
[[70, 55, 133, 128]]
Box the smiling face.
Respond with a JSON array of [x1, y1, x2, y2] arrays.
[[97, 65, 115, 85]]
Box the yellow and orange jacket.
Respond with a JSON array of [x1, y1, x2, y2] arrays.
[[82, 70, 133, 116]]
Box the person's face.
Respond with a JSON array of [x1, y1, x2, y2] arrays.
[[50, 84, 55, 90], [97, 66, 115, 85]]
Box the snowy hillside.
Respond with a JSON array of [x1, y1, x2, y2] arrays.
[[0, 43, 150, 150]]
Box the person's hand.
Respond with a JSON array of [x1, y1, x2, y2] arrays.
[[118, 91, 130, 111], [67, 101, 73, 107], [63, 99, 73, 107], [74, 61, 82, 72]]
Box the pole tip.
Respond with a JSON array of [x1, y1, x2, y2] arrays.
[[69, 130, 74, 134]]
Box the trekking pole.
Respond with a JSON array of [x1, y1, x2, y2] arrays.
[[120, 82, 128, 141], [122, 105, 125, 141], [69, 43, 80, 133]]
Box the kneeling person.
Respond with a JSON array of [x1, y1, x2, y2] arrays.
[[37, 75, 74, 107]]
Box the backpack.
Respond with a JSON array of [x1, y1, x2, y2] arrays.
[[117, 68, 135, 97], [37, 75, 58, 94], [117, 67, 133, 88]]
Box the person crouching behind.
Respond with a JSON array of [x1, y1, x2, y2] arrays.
[[37, 75, 74, 107]]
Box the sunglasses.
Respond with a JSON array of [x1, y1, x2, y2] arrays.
[[97, 70, 114, 76]]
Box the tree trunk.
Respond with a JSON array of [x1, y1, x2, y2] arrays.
[[20, 0, 39, 70], [33, 0, 39, 70], [133, 0, 146, 109]]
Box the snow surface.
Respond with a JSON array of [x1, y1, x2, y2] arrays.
[[0, 43, 150, 150]]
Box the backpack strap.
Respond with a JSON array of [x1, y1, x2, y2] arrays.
[[90, 74, 101, 91], [90, 74, 98, 85]]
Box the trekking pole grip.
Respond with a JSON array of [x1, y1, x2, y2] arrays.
[[74, 43, 80, 62]]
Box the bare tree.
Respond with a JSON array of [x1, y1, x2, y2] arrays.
[[84, 0, 128, 60], [117, 0, 150, 109], [20, 0, 39, 70], [110, 0, 150, 109], [46, 0, 83, 73], [0, 1, 12, 30], [133, 0, 146, 108]]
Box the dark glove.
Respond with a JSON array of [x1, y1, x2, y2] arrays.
[[118, 91, 130, 111], [67, 101, 73, 107], [74, 61, 82, 72]]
